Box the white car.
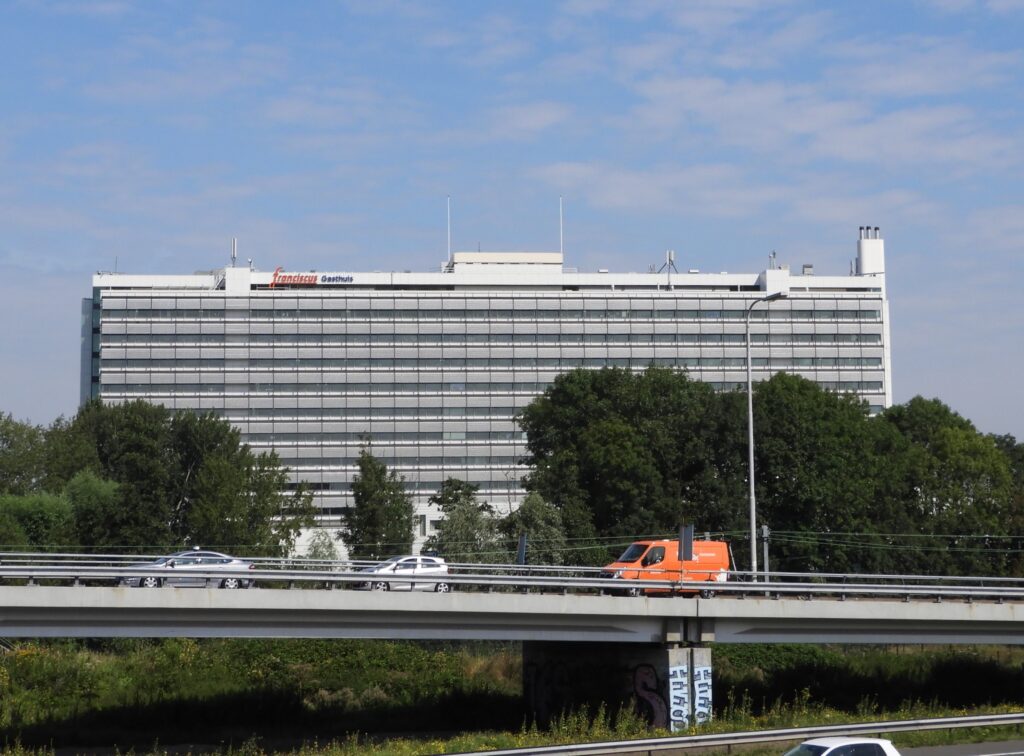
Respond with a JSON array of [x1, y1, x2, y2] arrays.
[[356, 555, 451, 593], [784, 737, 902, 756]]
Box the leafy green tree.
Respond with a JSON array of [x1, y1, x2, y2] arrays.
[[518, 367, 730, 562], [339, 448, 414, 560], [0, 492, 74, 551], [0, 510, 29, 549], [65, 469, 122, 552], [750, 373, 905, 574], [499, 491, 567, 565], [39, 401, 314, 555], [41, 415, 101, 492], [71, 399, 177, 550], [0, 413, 45, 495], [881, 398, 1014, 575], [304, 529, 340, 561], [424, 478, 500, 563]]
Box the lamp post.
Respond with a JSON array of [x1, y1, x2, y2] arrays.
[[745, 291, 785, 579]]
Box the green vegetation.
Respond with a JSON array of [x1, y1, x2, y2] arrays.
[[0, 642, 1023, 754], [0, 401, 315, 556], [423, 478, 501, 562], [339, 447, 415, 560], [518, 368, 1024, 574]]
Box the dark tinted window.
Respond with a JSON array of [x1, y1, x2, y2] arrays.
[[783, 746, 828, 756], [617, 544, 648, 563]]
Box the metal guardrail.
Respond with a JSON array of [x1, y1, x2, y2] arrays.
[[3, 564, 1024, 602], [445, 712, 1024, 756], [3, 552, 1024, 600]]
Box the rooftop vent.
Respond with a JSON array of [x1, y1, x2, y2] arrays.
[[802, 264, 814, 276]]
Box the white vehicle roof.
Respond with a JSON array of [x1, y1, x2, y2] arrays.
[[803, 738, 893, 747]]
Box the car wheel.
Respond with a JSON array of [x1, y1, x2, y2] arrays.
[[140, 576, 161, 588], [220, 577, 241, 589], [371, 581, 390, 592], [625, 586, 642, 598], [434, 582, 451, 593]]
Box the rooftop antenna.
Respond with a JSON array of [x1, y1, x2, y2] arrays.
[[769, 250, 777, 270], [657, 249, 678, 290], [559, 196, 564, 256], [114, 255, 118, 273], [231, 238, 237, 268], [446, 196, 452, 264]]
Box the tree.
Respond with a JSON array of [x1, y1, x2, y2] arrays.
[[36, 400, 315, 555], [880, 398, 1014, 575], [499, 491, 567, 565], [0, 492, 74, 551], [518, 367, 728, 562], [424, 478, 500, 563], [339, 448, 414, 560], [0, 510, 28, 550], [65, 469, 122, 552], [749, 373, 902, 574], [0, 413, 45, 495], [304, 529, 340, 562]]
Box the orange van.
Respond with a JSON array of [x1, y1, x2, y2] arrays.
[[601, 539, 730, 596]]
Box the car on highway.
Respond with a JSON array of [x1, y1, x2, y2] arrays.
[[120, 549, 255, 589], [783, 737, 902, 756], [355, 555, 451, 593]]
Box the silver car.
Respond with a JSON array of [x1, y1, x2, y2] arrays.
[[356, 555, 451, 592], [121, 550, 255, 589]]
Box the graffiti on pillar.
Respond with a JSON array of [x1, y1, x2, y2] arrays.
[[668, 664, 690, 732], [693, 665, 713, 723], [632, 664, 668, 729]]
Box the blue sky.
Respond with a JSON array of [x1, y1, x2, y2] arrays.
[[1, 0, 1022, 438]]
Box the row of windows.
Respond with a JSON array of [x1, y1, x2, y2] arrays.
[[102, 356, 884, 370], [289, 481, 522, 494], [288, 480, 523, 494], [285, 455, 522, 469], [102, 378, 885, 396], [104, 307, 881, 322], [244, 431, 526, 443], [226, 406, 522, 419], [101, 332, 883, 346]]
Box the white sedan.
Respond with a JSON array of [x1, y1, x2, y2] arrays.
[[355, 555, 451, 593], [784, 737, 902, 756]]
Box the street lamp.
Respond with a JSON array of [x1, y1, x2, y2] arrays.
[[745, 291, 786, 579]]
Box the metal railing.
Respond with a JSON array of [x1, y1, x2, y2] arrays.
[[2, 552, 1024, 601], [445, 712, 1024, 756]]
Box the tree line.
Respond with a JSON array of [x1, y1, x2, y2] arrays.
[[0, 400, 314, 555], [2, 370, 1022, 575]]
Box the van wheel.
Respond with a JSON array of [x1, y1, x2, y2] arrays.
[[699, 589, 715, 599], [625, 586, 642, 598]]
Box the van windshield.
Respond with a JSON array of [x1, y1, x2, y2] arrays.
[[616, 544, 649, 563]]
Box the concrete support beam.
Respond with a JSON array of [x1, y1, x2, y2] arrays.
[[523, 642, 713, 732]]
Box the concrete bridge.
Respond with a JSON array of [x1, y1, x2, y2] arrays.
[[3, 583, 1022, 732]]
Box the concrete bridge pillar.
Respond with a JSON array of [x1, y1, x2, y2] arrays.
[[523, 642, 712, 732]]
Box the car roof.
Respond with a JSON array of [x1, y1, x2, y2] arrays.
[[170, 549, 231, 558], [803, 738, 893, 747]]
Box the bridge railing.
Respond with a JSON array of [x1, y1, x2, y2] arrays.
[[3, 553, 1024, 601]]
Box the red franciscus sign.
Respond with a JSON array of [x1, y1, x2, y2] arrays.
[[270, 267, 318, 288]]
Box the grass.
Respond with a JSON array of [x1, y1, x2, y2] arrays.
[[1, 641, 1024, 754]]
